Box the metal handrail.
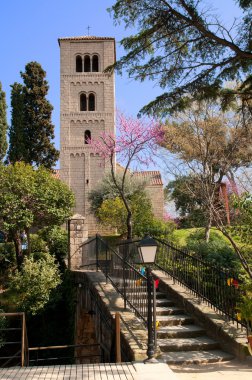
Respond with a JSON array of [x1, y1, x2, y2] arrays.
[[153, 237, 246, 329], [80, 235, 156, 328]]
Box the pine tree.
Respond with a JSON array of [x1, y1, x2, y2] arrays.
[[20, 62, 59, 168], [7, 83, 26, 164], [0, 82, 8, 161]]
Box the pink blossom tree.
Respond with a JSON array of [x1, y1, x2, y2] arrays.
[[90, 111, 163, 239]]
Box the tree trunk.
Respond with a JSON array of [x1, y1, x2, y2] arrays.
[[13, 232, 23, 269], [220, 227, 252, 279], [205, 218, 212, 242], [126, 210, 132, 240], [25, 228, 31, 256]]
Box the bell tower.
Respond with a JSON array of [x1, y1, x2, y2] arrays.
[[59, 36, 115, 234]]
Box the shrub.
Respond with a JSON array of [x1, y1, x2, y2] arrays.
[[186, 229, 240, 270], [8, 253, 61, 315], [39, 226, 68, 271]]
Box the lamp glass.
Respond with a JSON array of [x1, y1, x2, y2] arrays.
[[138, 245, 157, 264]]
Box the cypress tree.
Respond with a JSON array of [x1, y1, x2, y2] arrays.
[[0, 82, 8, 161], [21, 61, 59, 168], [8, 83, 26, 164]]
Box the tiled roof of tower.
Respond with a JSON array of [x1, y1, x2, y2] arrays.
[[52, 169, 60, 179], [134, 171, 163, 186], [52, 168, 163, 186], [58, 36, 115, 45]]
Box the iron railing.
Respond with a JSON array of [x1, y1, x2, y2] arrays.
[[154, 238, 245, 328], [116, 237, 246, 330], [28, 343, 102, 365], [0, 313, 29, 368], [80, 235, 156, 331]]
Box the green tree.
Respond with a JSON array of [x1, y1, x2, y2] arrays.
[[96, 194, 154, 237], [8, 253, 61, 315], [7, 83, 26, 164], [161, 100, 252, 240], [7, 62, 59, 168], [166, 176, 206, 227], [0, 162, 75, 267], [109, 1, 252, 117], [0, 82, 8, 161]]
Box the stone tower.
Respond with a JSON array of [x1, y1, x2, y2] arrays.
[[59, 36, 115, 234]]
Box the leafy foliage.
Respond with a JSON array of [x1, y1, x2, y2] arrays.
[[232, 193, 252, 244], [186, 229, 240, 270], [39, 226, 68, 272], [7, 62, 59, 168], [7, 83, 25, 164], [97, 194, 154, 236], [0, 82, 8, 161], [90, 112, 162, 239], [0, 311, 6, 348], [8, 254, 61, 315], [0, 162, 74, 265], [166, 175, 207, 227], [109, 1, 252, 118]]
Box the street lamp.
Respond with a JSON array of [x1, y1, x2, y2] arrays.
[[137, 236, 158, 363]]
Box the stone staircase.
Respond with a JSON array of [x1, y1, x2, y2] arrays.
[[154, 291, 234, 365]]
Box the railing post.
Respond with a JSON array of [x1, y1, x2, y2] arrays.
[[145, 267, 157, 363], [123, 244, 127, 309], [21, 313, 25, 367], [153, 282, 157, 349], [115, 312, 121, 363]]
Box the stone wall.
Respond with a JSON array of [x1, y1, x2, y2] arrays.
[[73, 270, 148, 363], [68, 214, 88, 269], [59, 37, 115, 236]]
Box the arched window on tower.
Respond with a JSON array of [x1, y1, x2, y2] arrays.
[[92, 55, 99, 72], [76, 55, 82, 72], [84, 130, 91, 144], [80, 93, 87, 111], [88, 93, 95, 111], [84, 55, 91, 72]]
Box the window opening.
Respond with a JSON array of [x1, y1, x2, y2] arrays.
[[84, 130, 91, 144], [84, 55, 91, 72], [80, 94, 87, 111], [88, 94, 95, 111], [76, 55, 82, 72], [92, 55, 99, 72]]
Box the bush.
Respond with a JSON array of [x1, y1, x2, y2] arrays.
[[8, 253, 61, 315], [186, 229, 240, 270], [39, 226, 68, 272], [0, 243, 16, 281]]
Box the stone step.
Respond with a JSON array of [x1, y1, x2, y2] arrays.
[[158, 336, 219, 352], [157, 324, 205, 339], [126, 292, 167, 299], [155, 306, 185, 316], [156, 298, 175, 307], [158, 349, 234, 365], [155, 315, 194, 326]]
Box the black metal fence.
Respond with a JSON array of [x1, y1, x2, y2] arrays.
[[154, 238, 245, 328], [81, 235, 152, 325]]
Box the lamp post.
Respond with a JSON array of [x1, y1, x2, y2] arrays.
[[137, 236, 158, 363]]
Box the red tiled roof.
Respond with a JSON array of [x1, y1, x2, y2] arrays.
[[133, 171, 163, 186], [52, 168, 163, 186], [52, 169, 60, 179], [58, 36, 115, 45]]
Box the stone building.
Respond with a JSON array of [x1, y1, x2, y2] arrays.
[[58, 36, 164, 235]]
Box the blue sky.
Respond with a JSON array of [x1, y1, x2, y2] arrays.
[[1, 0, 242, 179]]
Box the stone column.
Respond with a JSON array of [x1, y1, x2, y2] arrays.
[[68, 214, 88, 269]]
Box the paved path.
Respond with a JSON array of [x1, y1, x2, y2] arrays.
[[0, 362, 173, 380], [171, 359, 252, 380], [1, 360, 252, 380]]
